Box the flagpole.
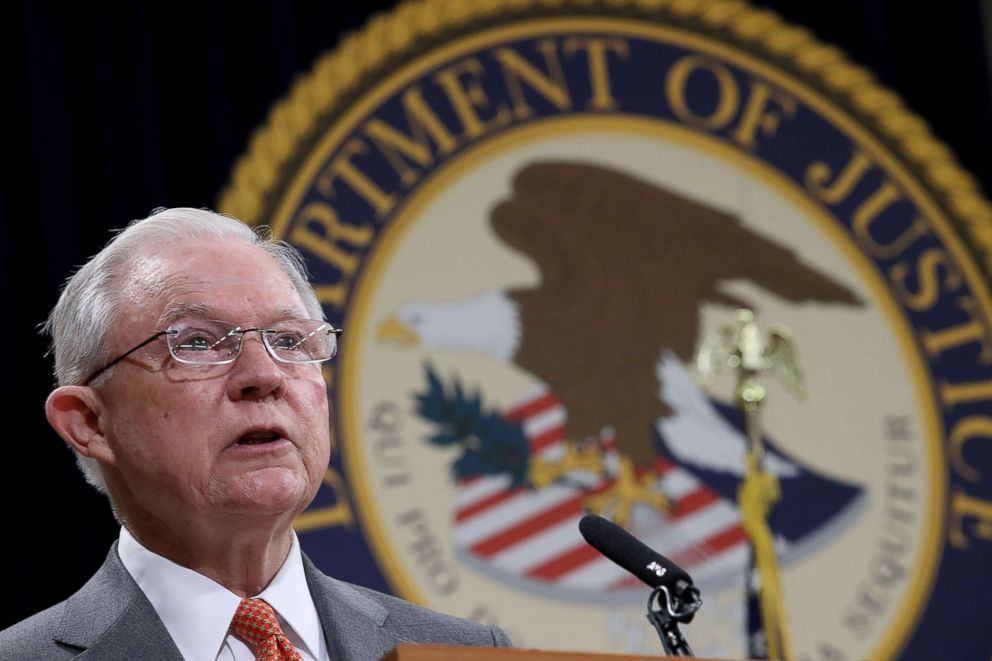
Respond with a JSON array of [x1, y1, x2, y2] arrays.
[[738, 384, 792, 660], [697, 308, 800, 660]]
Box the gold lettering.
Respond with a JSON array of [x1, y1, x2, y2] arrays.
[[889, 248, 962, 311], [948, 415, 992, 482], [732, 81, 796, 148], [312, 284, 348, 309], [948, 489, 992, 549], [562, 37, 629, 111], [665, 55, 738, 131], [805, 150, 873, 205], [923, 296, 992, 362], [852, 183, 927, 259], [289, 202, 374, 312], [433, 58, 513, 139], [941, 378, 992, 408], [363, 86, 460, 188], [317, 138, 397, 217], [295, 467, 355, 531], [493, 41, 571, 120]]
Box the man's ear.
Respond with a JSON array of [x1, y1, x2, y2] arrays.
[[45, 386, 116, 464]]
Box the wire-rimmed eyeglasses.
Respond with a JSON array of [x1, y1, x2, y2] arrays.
[[82, 318, 343, 386]]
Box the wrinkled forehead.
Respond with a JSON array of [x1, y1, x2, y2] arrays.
[[118, 239, 309, 328]]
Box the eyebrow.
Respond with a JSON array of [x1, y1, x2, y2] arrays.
[[159, 303, 216, 327]]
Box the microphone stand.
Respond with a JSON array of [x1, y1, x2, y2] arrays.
[[646, 583, 702, 657]]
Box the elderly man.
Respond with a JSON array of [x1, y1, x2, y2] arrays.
[[1, 208, 511, 660]]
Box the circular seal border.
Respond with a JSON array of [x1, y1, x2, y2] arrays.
[[219, 0, 992, 280]]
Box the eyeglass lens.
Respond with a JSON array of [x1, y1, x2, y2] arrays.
[[168, 319, 336, 364]]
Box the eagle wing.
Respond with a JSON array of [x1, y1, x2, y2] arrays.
[[765, 326, 806, 399], [489, 161, 861, 466]]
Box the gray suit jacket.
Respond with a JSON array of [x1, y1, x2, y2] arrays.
[[0, 544, 511, 660]]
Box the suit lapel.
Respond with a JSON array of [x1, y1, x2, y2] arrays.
[[54, 543, 183, 660], [55, 545, 405, 660], [303, 554, 409, 661]]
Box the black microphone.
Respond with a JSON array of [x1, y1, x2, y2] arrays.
[[578, 514, 698, 606], [580, 514, 702, 654]]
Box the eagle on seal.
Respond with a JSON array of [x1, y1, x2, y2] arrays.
[[379, 161, 862, 525]]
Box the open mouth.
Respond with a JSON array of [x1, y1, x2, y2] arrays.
[[237, 431, 281, 445]]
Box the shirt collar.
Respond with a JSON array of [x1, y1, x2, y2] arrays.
[[256, 534, 325, 659], [117, 526, 323, 661]]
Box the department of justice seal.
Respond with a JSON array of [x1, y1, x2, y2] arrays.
[[220, 1, 992, 658]]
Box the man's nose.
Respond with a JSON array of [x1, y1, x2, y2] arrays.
[[227, 334, 287, 401]]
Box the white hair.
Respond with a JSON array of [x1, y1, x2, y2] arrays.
[[43, 207, 324, 495]]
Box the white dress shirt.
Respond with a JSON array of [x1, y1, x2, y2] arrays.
[[117, 526, 329, 661]]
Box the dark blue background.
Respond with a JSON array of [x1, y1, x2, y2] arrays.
[[4, 2, 991, 656]]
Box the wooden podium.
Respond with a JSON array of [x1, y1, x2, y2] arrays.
[[380, 644, 729, 660]]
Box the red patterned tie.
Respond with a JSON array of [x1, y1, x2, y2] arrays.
[[230, 598, 304, 661]]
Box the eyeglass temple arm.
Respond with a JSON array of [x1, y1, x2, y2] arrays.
[[82, 330, 174, 386]]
